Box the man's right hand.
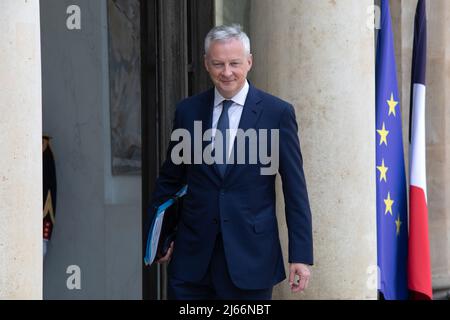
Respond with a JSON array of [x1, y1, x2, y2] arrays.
[[156, 241, 174, 264]]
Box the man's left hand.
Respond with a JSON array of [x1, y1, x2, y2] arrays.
[[289, 263, 311, 293]]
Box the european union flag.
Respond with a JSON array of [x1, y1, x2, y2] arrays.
[[376, 0, 408, 300]]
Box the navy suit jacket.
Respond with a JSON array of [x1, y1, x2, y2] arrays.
[[151, 84, 313, 290]]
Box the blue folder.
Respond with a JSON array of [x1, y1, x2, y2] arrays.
[[144, 185, 188, 266]]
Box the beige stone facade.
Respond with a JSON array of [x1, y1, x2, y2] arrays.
[[0, 0, 448, 299]]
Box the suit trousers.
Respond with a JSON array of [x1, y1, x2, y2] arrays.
[[168, 233, 273, 300]]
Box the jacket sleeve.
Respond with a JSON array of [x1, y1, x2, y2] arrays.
[[278, 104, 313, 265]]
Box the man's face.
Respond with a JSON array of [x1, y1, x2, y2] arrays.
[[204, 38, 253, 99]]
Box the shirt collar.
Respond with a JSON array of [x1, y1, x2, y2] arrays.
[[214, 80, 249, 108]]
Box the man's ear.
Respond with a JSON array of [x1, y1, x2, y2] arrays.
[[204, 55, 209, 72], [247, 54, 253, 70]]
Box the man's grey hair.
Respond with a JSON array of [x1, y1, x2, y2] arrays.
[[204, 24, 251, 55]]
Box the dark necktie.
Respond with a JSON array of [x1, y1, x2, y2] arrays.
[[216, 100, 233, 177]]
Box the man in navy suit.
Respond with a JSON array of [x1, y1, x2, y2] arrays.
[[151, 24, 313, 300]]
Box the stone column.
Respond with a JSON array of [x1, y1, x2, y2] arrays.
[[250, 0, 377, 299], [424, 0, 450, 296], [394, 0, 450, 298], [0, 0, 42, 299]]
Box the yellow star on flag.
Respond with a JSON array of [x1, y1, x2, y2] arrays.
[[395, 215, 402, 235], [384, 192, 394, 216], [377, 122, 389, 146], [387, 93, 398, 117], [377, 159, 389, 182]]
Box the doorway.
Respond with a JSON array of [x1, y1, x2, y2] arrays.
[[140, 0, 214, 300]]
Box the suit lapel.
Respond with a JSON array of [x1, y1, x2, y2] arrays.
[[236, 85, 263, 132], [199, 88, 214, 134]]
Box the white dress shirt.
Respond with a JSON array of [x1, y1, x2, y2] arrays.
[[212, 80, 249, 157]]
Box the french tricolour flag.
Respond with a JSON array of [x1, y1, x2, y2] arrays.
[[408, 0, 432, 300]]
